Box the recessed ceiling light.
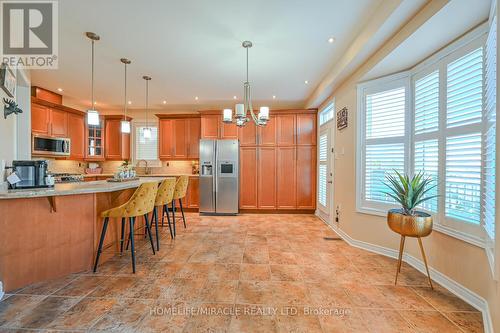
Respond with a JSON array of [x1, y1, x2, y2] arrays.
[[304, 80, 309, 84], [195, 96, 199, 100], [162, 100, 167, 104], [328, 37, 335, 43], [272, 95, 276, 99], [233, 96, 237, 100], [128, 100, 132, 105], [57, 88, 63, 92]]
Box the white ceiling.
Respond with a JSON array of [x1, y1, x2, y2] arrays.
[[363, 0, 492, 81], [30, 0, 383, 111]]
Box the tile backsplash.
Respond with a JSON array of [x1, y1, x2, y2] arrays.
[[45, 159, 197, 175]]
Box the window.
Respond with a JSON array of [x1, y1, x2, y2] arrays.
[[319, 102, 334, 125], [357, 23, 495, 250], [134, 124, 158, 161], [318, 134, 328, 207], [358, 78, 408, 211]]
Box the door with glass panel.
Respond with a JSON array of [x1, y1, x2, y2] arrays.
[[317, 126, 333, 221]]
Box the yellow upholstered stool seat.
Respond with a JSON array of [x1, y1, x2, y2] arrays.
[[172, 175, 189, 229], [94, 182, 158, 274]]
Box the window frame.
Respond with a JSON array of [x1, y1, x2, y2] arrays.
[[131, 120, 161, 167], [356, 23, 490, 249], [356, 72, 411, 215]]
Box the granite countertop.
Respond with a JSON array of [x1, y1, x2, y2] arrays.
[[82, 173, 198, 178], [0, 177, 168, 200]]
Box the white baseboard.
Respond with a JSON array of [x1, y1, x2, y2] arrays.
[[321, 218, 494, 333]]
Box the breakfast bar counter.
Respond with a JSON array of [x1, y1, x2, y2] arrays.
[[0, 177, 168, 292], [0, 177, 168, 199]]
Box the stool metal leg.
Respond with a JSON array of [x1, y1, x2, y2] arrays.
[[179, 198, 187, 229], [161, 205, 165, 227], [153, 207, 160, 251], [120, 217, 126, 254], [164, 204, 174, 239], [93, 217, 109, 272], [144, 214, 156, 255], [129, 217, 136, 273], [171, 201, 176, 237]]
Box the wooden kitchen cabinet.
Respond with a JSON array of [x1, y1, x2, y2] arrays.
[[50, 108, 68, 137], [67, 113, 85, 160], [173, 119, 188, 158], [201, 115, 220, 139], [104, 117, 131, 161], [187, 118, 201, 159], [187, 177, 199, 208], [258, 116, 277, 146], [296, 146, 316, 209], [31, 103, 50, 135], [257, 147, 277, 209], [277, 114, 296, 146], [159, 119, 174, 159], [239, 147, 258, 209], [158, 116, 200, 160], [297, 114, 316, 145], [200, 113, 238, 139], [276, 146, 297, 209], [86, 117, 105, 160], [221, 121, 238, 139], [31, 102, 68, 138], [238, 122, 257, 146]]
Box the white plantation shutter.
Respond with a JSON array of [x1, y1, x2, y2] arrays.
[[415, 71, 439, 134], [365, 143, 405, 202], [135, 126, 158, 160], [361, 82, 406, 207], [483, 16, 496, 242], [447, 48, 483, 128], [318, 134, 328, 207], [414, 139, 438, 212], [445, 133, 482, 224], [366, 87, 405, 139]]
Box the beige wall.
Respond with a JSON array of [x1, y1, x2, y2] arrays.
[[326, 23, 500, 333]]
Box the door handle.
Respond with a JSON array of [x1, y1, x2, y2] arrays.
[[327, 180, 333, 184]]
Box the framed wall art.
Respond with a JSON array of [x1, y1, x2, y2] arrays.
[[337, 106, 348, 130], [0, 63, 16, 98]]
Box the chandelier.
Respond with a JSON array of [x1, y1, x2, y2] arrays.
[[223, 41, 269, 127]]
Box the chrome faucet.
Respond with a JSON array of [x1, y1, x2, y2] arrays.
[[137, 159, 151, 175]]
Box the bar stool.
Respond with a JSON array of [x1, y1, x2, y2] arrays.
[[172, 175, 189, 231], [151, 177, 177, 249], [93, 182, 158, 274]]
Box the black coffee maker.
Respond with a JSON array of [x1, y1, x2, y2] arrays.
[[9, 160, 51, 189]]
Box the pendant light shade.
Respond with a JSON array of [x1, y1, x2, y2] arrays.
[[86, 32, 100, 125], [120, 58, 131, 133], [143, 75, 152, 139], [87, 110, 100, 126], [121, 120, 131, 133]]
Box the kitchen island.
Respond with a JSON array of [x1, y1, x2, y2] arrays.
[[0, 177, 169, 292]]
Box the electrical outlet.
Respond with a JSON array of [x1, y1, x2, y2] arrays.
[[335, 204, 341, 223]]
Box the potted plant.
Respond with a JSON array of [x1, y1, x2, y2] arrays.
[[384, 170, 437, 288]]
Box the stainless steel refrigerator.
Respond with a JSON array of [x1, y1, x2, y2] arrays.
[[199, 139, 239, 215]]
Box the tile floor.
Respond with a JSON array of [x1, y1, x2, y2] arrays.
[[0, 213, 484, 332]]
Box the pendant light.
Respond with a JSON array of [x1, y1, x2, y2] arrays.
[[223, 41, 270, 127], [86, 32, 100, 126], [143, 76, 152, 139], [120, 58, 131, 133]]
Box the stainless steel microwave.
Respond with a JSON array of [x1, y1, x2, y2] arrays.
[[32, 135, 71, 156]]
